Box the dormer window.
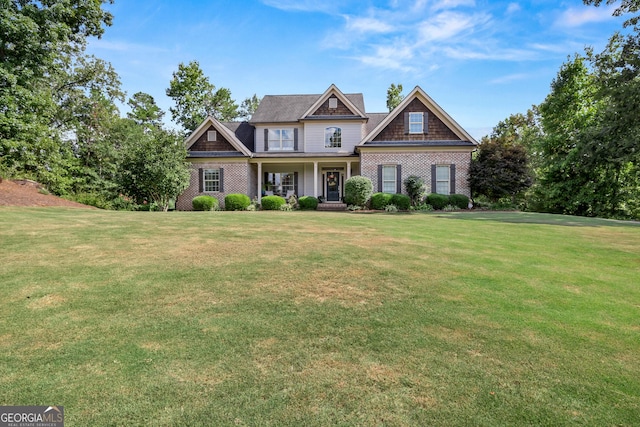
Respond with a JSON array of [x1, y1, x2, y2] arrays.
[[329, 97, 338, 109], [207, 130, 217, 141]]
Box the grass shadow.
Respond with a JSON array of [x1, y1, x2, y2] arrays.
[[435, 211, 640, 228]]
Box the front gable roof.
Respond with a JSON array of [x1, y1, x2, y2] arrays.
[[300, 84, 366, 119], [250, 85, 366, 124], [185, 116, 252, 157], [360, 86, 477, 145]]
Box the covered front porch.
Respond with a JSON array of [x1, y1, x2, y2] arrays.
[[251, 154, 360, 203]]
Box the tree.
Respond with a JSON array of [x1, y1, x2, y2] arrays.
[[469, 138, 532, 204], [403, 175, 426, 206], [0, 0, 114, 191], [118, 127, 191, 211], [386, 83, 404, 111], [239, 94, 261, 120], [127, 92, 164, 129], [166, 61, 239, 132]]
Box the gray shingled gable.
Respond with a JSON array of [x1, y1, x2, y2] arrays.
[[222, 121, 255, 152], [251, 93, 366, 123]]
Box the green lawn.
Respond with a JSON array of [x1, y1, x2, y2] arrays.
[[1, 208, 639, 426]]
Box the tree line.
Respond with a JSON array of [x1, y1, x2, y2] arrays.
[[0, 1, 256, 210], [467, 0, 640, 220], [1, 1, 638, 218]]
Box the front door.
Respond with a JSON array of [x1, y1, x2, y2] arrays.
[[326, 172, 340, 202]]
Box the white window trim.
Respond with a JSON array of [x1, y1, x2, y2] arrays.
[[268, 129, 294, 151], [409, 112, 423, 134], [207, 130, 217, 142], [382, 165, 397, 194], [436, 165, 450, 196], [324, 127, 342, 148], [204, 169, 220, 192]]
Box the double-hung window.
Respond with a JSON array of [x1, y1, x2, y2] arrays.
[[325, 127, 342, 148], [382, 165, 397, 194], [268, 129, 294, 151], [203, 169, 220, 192], [409, 112, 424, 134], [436, 165, 450, 195]]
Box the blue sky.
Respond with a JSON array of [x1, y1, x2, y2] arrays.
[[86, 0, 628, 139]]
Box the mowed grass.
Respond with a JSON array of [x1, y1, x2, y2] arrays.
[[0, 208, 639, 426]]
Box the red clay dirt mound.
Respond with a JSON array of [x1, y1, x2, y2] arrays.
[[0, 179, 93, 208]]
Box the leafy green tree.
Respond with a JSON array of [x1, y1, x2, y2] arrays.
[[0, 0, 114, 191], [403, 175, 426, 206], [166, 61, 239, 132], [239, 94, 261, 120], [117, 127, 191, 211], [127, 92, 164, 129], [386, 83, 404, 111]]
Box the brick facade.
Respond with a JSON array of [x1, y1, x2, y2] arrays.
[[373, 98, 460, 142], [360, 151, 472, 197], [176, 160, 251, 210]]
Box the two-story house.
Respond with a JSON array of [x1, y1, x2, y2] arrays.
[[176, 84, 477, 210]]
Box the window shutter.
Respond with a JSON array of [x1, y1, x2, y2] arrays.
[[431, 165, 437, 193], [294, 128, 298, 151], [264, 129, 268, 151], [377, 165, 383, 192], [294, 172, 298, 194], [396, 164, 402, 194], [199, 168, 203, 192], [424, 112, 429, 134], [219, 168, 224, 192], [404, 112, 410, 135], [450, 164, 456, 194]]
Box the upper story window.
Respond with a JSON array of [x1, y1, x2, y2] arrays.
[[268, 129, 294, 151], [409, 112, 424, 134], [207, 130, 217, 141], [325, 127, 342, 148], [328, 97, 338, 109]]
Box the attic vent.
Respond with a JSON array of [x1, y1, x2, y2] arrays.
[[328, 97, 338, 109], [207, 130, 217, 141]]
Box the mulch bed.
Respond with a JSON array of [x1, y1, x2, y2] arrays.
[[0, 179, 92, 208]]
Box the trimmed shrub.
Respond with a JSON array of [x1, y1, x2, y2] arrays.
[[261, 195, 286, 210], [225, 193, 251, 211], [344, 175, 373, 207], [449, 194, 470, 209], [426, 193, 449, 210], [192, 195, 218, 211], [385, 204, 398, 213], [391, 193, 411, 210], [298, 196, 319, 210], [370, 192, 393, 210]]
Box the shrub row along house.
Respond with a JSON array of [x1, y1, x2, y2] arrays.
[[176, 84, 478, 210]]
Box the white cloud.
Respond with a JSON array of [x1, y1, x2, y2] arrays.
[[260, 0, 346, 13], [345, 16, 396, 34], [489, 73, 529, 84], [506, 3, 521, 14], [431, 0, 476, 12], [555, 5, 616, 28], [417, 11, 480, 43], [354, 43, 416, 71]]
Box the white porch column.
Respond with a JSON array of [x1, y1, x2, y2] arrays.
[[346, 160, 352, 180], [257, 161, 262, 203], [313, 161, 318, 197]]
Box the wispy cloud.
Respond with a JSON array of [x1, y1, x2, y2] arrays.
[[345, 16, 396, 34], [89, 39, 169, 53], [555, 5, 617, 28], [506, 3, 521, 14], [489, 73, 529, 84]]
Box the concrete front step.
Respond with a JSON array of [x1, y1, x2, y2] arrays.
[[317, 202, 347, 211]]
